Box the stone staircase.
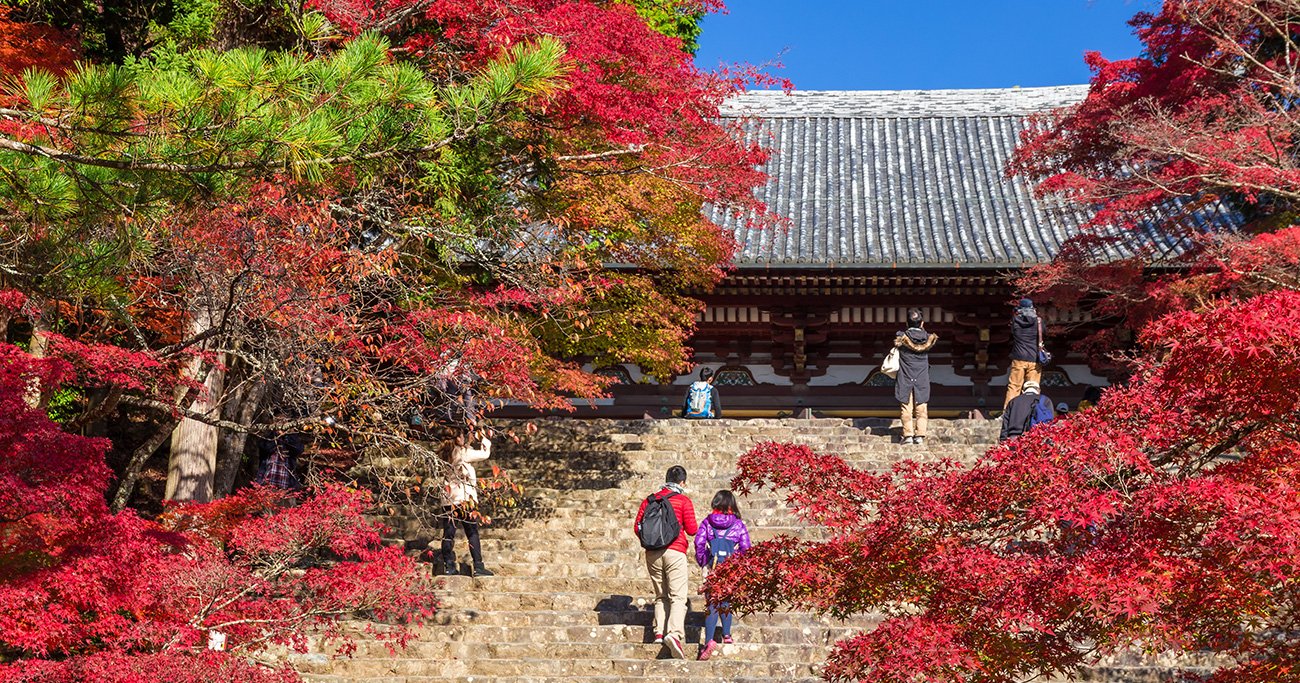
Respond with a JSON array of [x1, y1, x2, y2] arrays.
[[292, 418, 1196, 683]]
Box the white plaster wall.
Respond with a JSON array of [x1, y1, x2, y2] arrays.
[[989, 364, 1110, 387], [807, 364, 972, 386], [743, 365, 795, 386], [570, 398, 616, 406], [807, 365, 870, 386], [581, 362, 657, 384], [669, 363, 795, 387], [582, 361, 1109, 390]]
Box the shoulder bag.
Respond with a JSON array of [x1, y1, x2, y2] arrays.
[[1036, 318, 1053, 366]]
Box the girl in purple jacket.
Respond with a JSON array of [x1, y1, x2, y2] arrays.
[[694, 490, 752, 660]]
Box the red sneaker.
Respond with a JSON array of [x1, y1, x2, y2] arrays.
[[664, 634, 685, 659]]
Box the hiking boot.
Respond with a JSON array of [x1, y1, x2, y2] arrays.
[[698, 640, 719, 661], [664, 633, 685, 659], [471, 561, 494, 577], [439, 549, 460, 575]]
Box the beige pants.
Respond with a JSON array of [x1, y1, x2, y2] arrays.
[[901, 397, 928, 438], [645, 548, 689, 640], [1004, 359, 1043, 407]]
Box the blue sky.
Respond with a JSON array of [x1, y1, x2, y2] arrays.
[[695, 0, 1159, 90]]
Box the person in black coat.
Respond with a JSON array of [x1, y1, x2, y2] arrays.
[[1004, 298, 1047, 408], [895, 308, 938, 446], [1000, 380, 1054, 442]]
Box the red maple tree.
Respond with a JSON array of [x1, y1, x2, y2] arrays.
[[0, 6, 77, 83], [713, 290, 1300, 683], [1, 2, 777, 677], [0, 341, 435, 683], [1009, 0, 1300, 330], [713, 2, 1300, 681]]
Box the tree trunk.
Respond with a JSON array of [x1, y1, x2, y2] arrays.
[[164, 305, 226, 503], [165, 358, 225, 502], [214, 374, 266, 499], [24, 313, 53, 409], [111, 415, 180, 511]]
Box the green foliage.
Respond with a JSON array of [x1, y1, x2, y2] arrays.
[[626, 0, 706, 53], [535, 276, 701, 380], [0, 34, 567, 301], [150, 0, 221, 51], [1, 0, 759, 425], [45, 387, 84, 423], [444, 38, 570, 127], [16, 68, 58, 111]]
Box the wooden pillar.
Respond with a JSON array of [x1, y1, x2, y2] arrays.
[[952, 310, 1006, 412]]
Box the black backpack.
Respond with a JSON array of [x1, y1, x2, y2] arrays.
[[637, 492, 681, 550]]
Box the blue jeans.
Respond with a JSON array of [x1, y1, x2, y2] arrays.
[[704, 601, 732, 643]]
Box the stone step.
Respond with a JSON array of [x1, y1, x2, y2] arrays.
[[307, 678, 819, 683], [382, 515, 809, 536], [493, 416, 999, 431], [292, 418, 1009, 682], [395, 528, 814, 554], [498, 438, 937, 451], [300, 667, 1204, 683], [377, 624, 862, 648], [438, 561, 722, 578], [457, 503, 809, 522], [369, 450, 989, 485], [433, 593, 779, 617], [377, 495, 814, 517], [429, 548, 673, 566], [646, 436, 979, 446], [430, 508, 792, 539], [499, 443, 988, 459], [303, 653, 821, 679], [424, 608, 876, 630], [312, 640, 832, 667], [434, 574, 676, 594], [485, 461, 974, 484], [434, 589, 720, 612]]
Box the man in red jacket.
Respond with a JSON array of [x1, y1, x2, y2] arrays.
[[633, 465, 698, 659]]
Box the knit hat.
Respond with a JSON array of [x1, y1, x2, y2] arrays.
[[1018, 298, 1034, 309], [1022, 380, 1040, 394]]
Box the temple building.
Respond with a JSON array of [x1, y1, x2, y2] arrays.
[[574, 86, 1240, 418]]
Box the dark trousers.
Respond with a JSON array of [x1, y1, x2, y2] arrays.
[[440, 506, 483, 565]]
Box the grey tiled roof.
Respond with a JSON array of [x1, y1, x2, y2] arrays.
[[709, 87, 1242, 268]]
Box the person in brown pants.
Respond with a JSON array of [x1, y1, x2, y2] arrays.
[[1004, 298, 1045, 408], [633, 466, 698, 659], [895, 308, 938, 446]]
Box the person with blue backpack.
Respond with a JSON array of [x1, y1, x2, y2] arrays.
[[634, 465, 698, 659], [681, 367, 721, 419], [693, 490, 752, 661], [999, 379, 1056, 442]]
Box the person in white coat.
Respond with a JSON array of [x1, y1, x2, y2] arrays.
[[439, 428, 493, 577]]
